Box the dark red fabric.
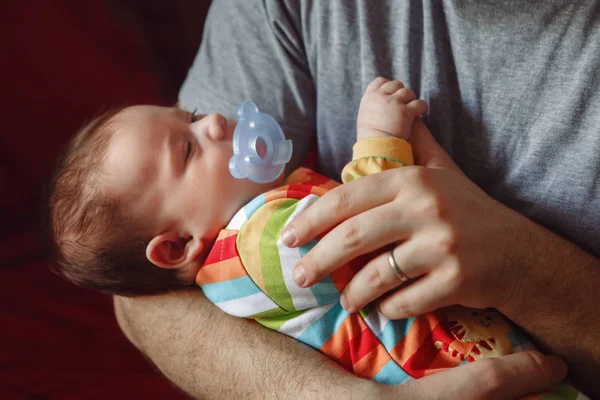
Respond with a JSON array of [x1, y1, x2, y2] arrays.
[[0, 1, 207, 397]]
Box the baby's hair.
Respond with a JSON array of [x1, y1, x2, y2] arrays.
[[45, 107, 188, 296]]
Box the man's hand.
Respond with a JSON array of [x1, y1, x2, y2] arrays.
[[114, 290, 567, 399], [282, 119, 600, 396], [402, 351, 567, 400], [285, 119, 528, 316]]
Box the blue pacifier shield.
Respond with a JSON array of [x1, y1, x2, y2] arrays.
[[229, 101, 293, 183]]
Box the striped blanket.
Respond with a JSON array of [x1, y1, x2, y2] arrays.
[[196, 163, 581, 398]]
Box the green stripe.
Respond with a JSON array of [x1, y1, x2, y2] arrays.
[[260, 199, 298, 311], [358, 302, 376, 319], [256, 309, 306, 331], [249, 307, 288, 319], [356, 155, 408, 165], [537, 382, 579, 400]]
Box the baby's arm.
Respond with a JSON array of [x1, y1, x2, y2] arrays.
[[342, 78, 427, 183], [356, 77, 428, 141]]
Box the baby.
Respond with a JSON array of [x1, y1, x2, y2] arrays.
[[48, 77, 424, 296], [47, 78, 576, 397]]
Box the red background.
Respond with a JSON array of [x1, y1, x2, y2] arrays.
[[1, 1, 211, 397]]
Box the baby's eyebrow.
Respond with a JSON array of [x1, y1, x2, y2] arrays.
[[166, 128, 180, 178], [174, 107, 189, 119]]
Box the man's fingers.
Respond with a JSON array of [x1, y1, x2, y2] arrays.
[[291, 203, 411, 288], [409, 118, 463, 173], [378, 271, 455, 319], [404, 351, 568, 400], [281, 172, 400, 248], [341, 237, 445, 312]]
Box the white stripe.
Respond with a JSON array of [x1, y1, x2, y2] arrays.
[[227, 207, 248, 230], [362, 308, 391, 337], [278, 303, 335, 338], [216, 292, 279, 317], [277, 194, 322, 311]]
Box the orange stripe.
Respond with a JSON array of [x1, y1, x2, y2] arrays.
[[216, 230, 238, 240], [352, 343, 393, 379], [520, 394, 546, 400], [263, 186, 290, 203], [284, 168, 311, 184], [390, 312, 442, 365], [421, 349, 460, 376], [309, 186, 330, 196], [320, 313, 366, 359], [319, 180, 340, 190], [195, 257, 247, 285]]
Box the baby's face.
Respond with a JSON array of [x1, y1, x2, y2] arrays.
[[103, 105, 277, 243]]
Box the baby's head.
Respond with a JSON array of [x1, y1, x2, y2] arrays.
[[48, 105, 277, 296]]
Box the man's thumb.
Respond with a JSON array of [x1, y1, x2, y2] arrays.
[[409, 119, 462, 173], [405, 351, 568, 400]]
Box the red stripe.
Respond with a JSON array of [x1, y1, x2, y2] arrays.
[[479, 340, 492, 351], [286, 184, 316, 200], [401, 331, 441, 378], [349, 326, 381, 365], [203, 233, 239, 265], [402, 322, 454, 378], [336, 346, 354, 373], [299, 171, 332, 186], [336, 325, 381, 372]]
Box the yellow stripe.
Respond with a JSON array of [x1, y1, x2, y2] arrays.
[[237, 199, 288, 293], [352, 137, 414, 164], [195, 257, 247, 285]]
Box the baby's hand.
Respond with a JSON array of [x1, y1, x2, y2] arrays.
[[357, 77, 428, 141]]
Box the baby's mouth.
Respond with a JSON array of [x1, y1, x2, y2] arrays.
[[225, 118, 237, 140]]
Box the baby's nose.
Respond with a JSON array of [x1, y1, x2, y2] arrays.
[[203, 113, 227, 141]]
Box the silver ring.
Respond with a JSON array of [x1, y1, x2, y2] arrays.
[[388, 250, 408, 282]]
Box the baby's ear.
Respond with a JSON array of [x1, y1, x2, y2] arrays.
[[146, 231, 204, 270]]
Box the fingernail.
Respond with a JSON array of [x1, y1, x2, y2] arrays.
[[281, 227, 297, 247], [293, 265, 307, 287], [340, 293, 349, 311], [377, 301, 404, 319], [546, 355, 568, 381], [529, 352, 568, 382]]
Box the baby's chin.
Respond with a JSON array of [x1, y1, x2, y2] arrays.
[[271, 170, 287, 187]]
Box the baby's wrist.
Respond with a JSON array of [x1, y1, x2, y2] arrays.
[[356, 124, 407, 141]]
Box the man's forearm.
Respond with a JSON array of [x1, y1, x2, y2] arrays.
[[499, 216, 600, 397], [114, 290, 393, 399]]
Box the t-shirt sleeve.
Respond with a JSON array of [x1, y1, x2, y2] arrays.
[[341, 137, 414, 183], [179, 0, 316, 170]]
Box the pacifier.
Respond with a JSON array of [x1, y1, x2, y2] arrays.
[[229, 101, 293, 183]]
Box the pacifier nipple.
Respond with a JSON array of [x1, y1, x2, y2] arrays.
[[229, 101, 293, 183]]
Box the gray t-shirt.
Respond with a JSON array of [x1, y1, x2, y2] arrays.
[[180, 0, 600, 258]]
